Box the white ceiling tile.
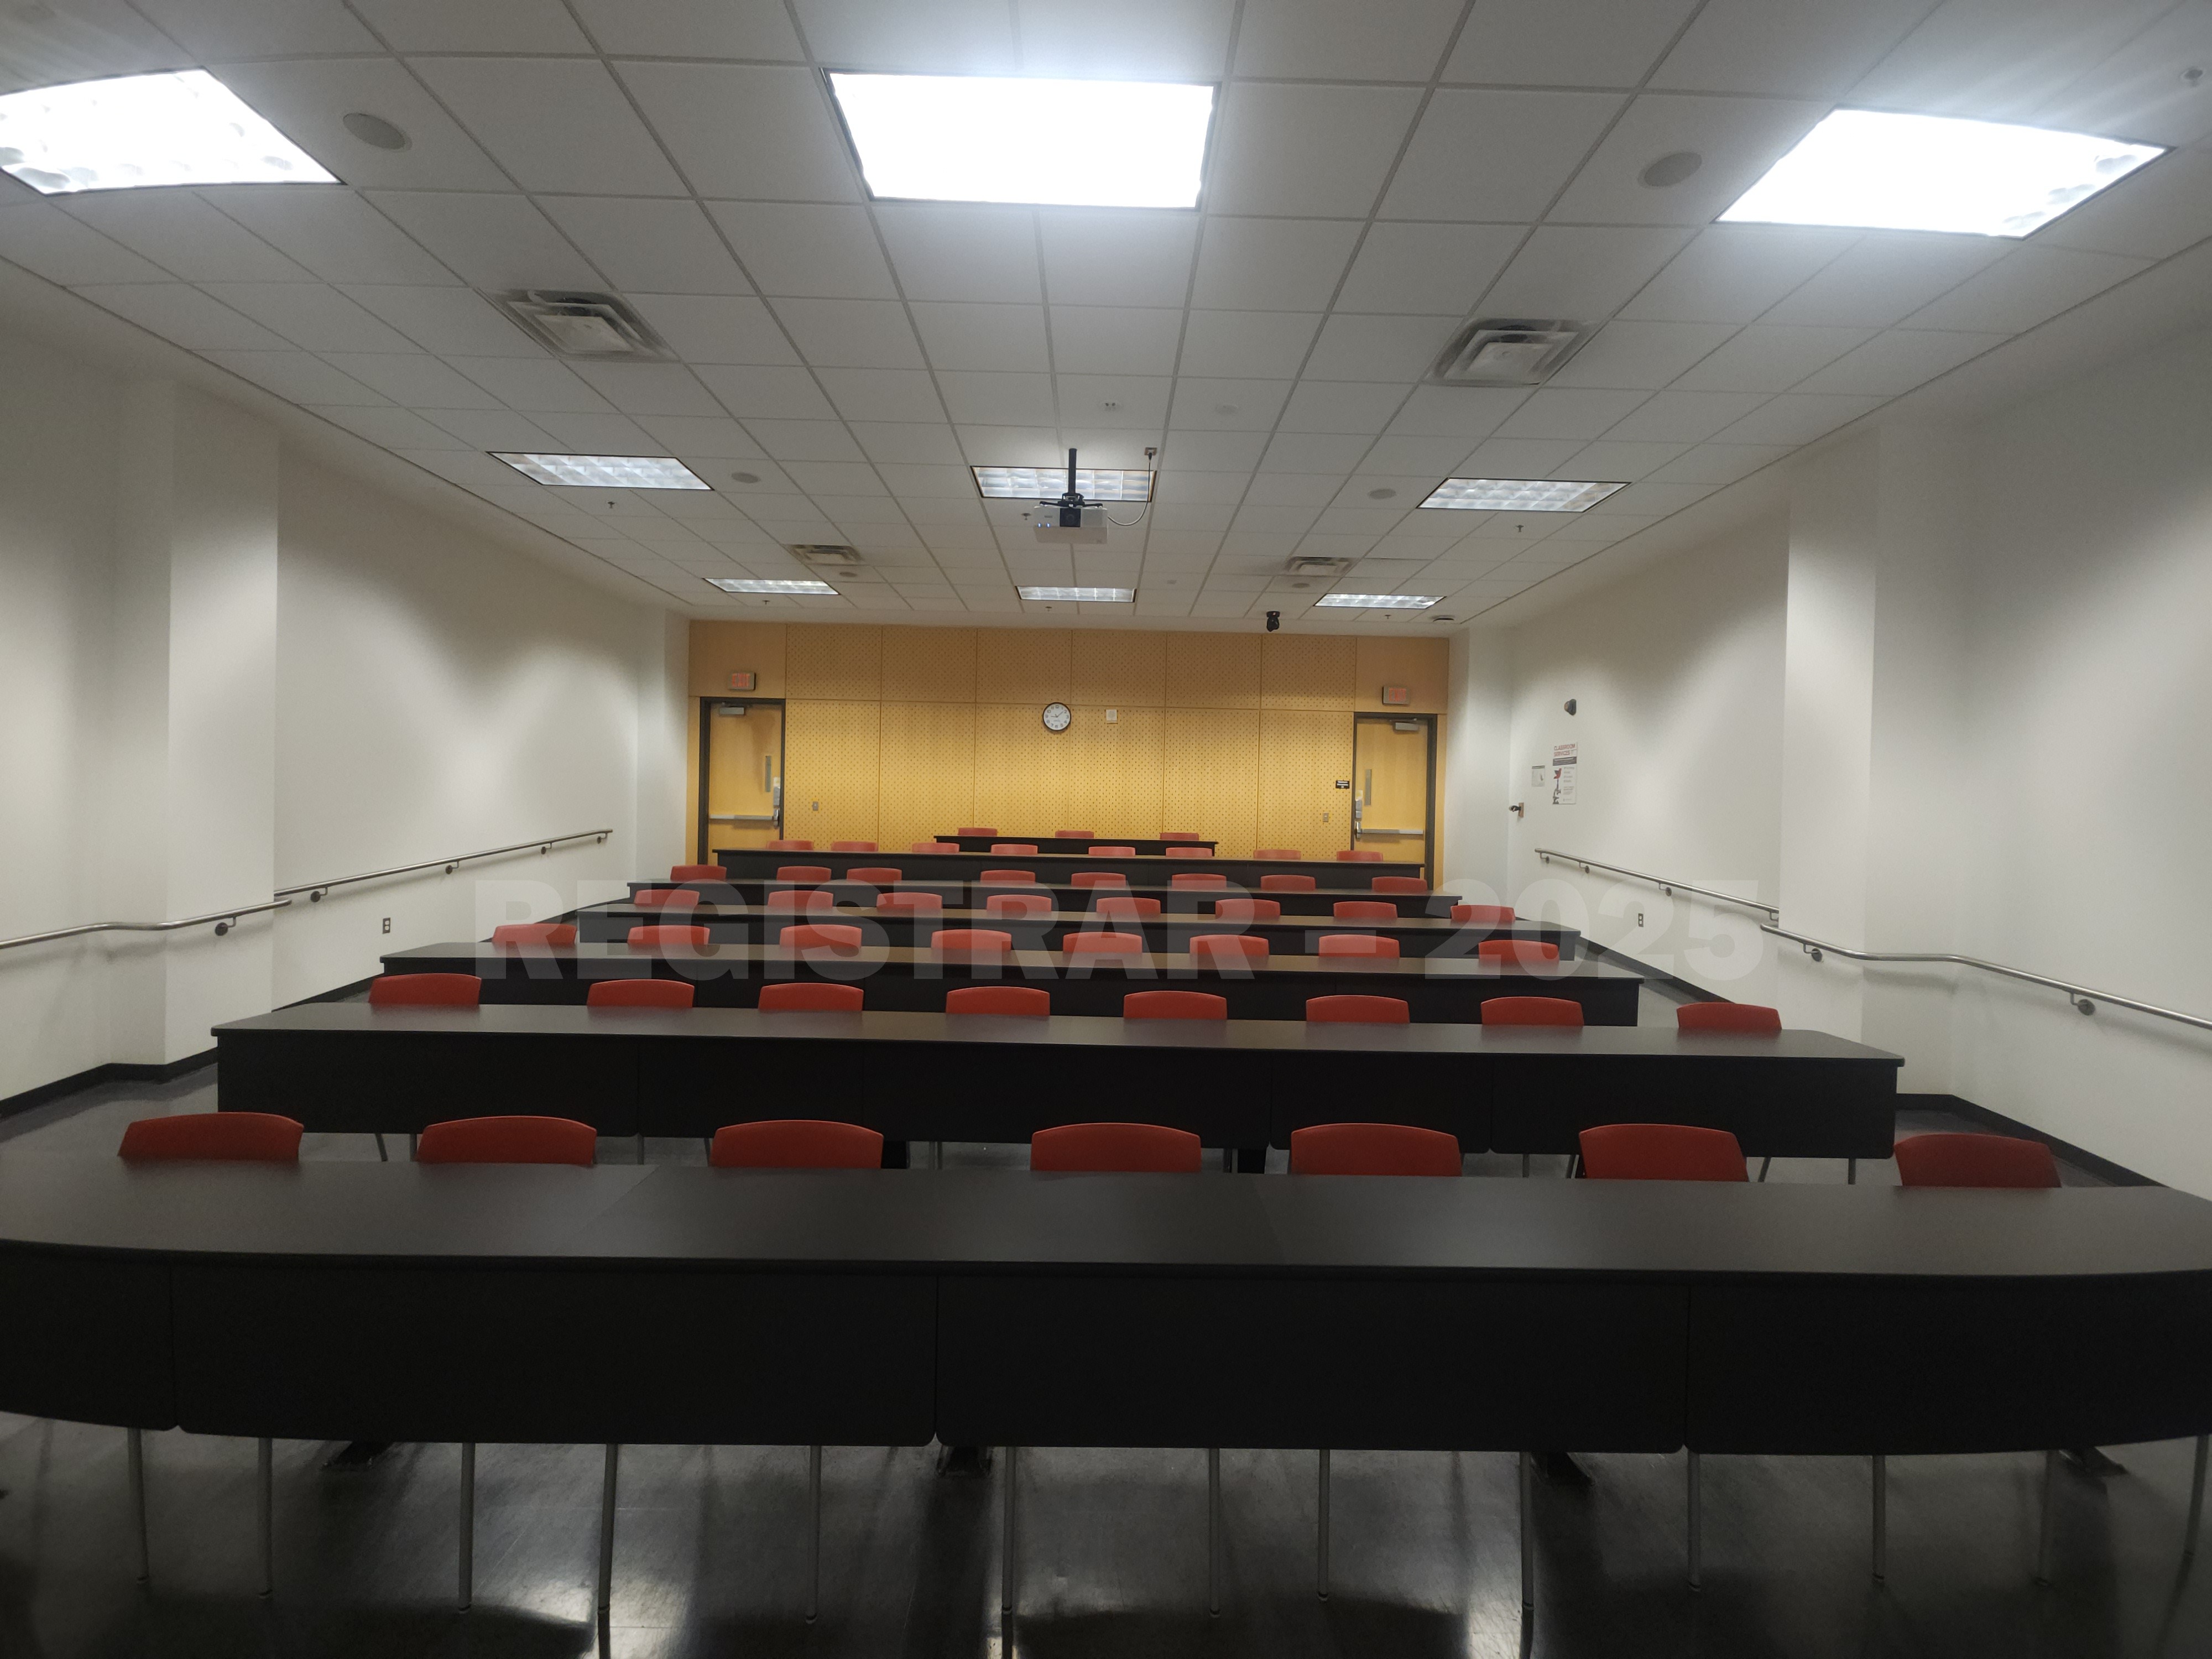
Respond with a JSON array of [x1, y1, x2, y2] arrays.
[[203, 349, 389, 405], [2037, 150, 2212, 262], [0, 0, 187, 83], [410, 59, 685, 197], [1192, 218, 1363, 313], [1362, 434, 1477, 476], [1582, 481, 1713, 517], [707, 203, 894, 300], [1233, 503, 1322, 535], [538, 199, 751, 296], [1384, 384, 1531, 438], [851, 421, 966, 464], [1601, 388, 1768, 442], [61, 194, 307, 281], [909, 302, 1050, 372], [618, 62, 860, 201], [1672, 324, 1873, 393], [1160, 429, 1270, 470], [1056, 374, 1172, 429], [1334, 223, 1523, 318], [170, 194, 443, 293], [954, 424, 1063, 465], [199, 281, 421, 352], [1302, 314, 1450, 382], [567, 362, 722, 417], [400, 448, 544, 491], [874, 205, 1040, 304], [1547, 319, 1738, 388], [1036, 210, 1198, 307], [2031, 5, 2212, 148], [1048, 307, 1183, 375], [360, 191, 591, 287], [1234, 0, 1462, 79], [338, 286, 538, 356], [1016, 0, 1234, 77], [816, 367, 947, 423], [1168, 379, 1295, 432], [448, 356, 614, 413], [1494, 388, 1651, 440], [322, 352, 503, 408], [1902, 246, 2150, 332], [1276, 379, 1413, 434], [0, 201, 181, 284], [627, 294, 799, 366], [633, 415, 764, 458], [874, 463, 975, 496], [1262, 431, 1377, 473], [747, 419, 868, 462], [352, 0, 591, 51], [423, 408, 565, 451], [1179, 310, 1323, 379], [1848, 0, 2174, 125], [1618, 225, 1858, 324], [1558, 440, 1690, 482], [530, 411, 659, 451], [134, 0, 375, 54], [1384, 91, 1625, 222], [1712, 393, 1882, 445], [1157, 471, 1254, 504], [199, 61, 501, 196], [1446, 0, 1699, 87], [308, 403, 471, 449], [1757, 233, 2009, 328], [1207, 85, 1423, 218], [789, 463, 888, 496], [768, 298, 926, 368], [692, 364, 837, 419], [1790, 328, 2007, 395], [1549, 94, 1829, 227], [71, 282, 289, 351], [1646, 443, 1791, 485], [936, 371, 1057, 426], [792, 0, 1015, 70], [1650, 0, 1931, 97], [1477, 225, 1695, 321], [571, 0, 801, 54]]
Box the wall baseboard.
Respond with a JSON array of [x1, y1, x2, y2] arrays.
[[1905, 1092, 2154, 1188]]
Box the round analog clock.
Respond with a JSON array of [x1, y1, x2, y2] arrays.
[[1041, 701, 1072, 732]]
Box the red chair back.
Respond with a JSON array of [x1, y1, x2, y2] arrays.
[[979, 869, 1036, 884], [1254, 848, 1301, 860], [1160, 832, 1202, 842], [628, 924, 709, 948], [1480, 938, 1560, 964], [369, 973, 481, 1007], [1095, 895, 1161, 919], [913, 841, 959, 852], [1213, 897, 1280, 921], [776, 864, 832, 881], [633, 888, 700, 909], [845, 866, 902, 885], [1306, 994, 1410, 1024], [878, 891, 943, 914], [1072, 871, 1127, 888], [1371, 876, 1427, 893], [932, 928, 1013, 956], [1170, 872, 1228, 889], [1677, 1001, 1782, 1034], [418, 1115, 598, 1167], [1032, 1123, 1201, 1173], [987, 893, 1052, 918], [711, 1119, 882, 1168], [1124, 990, 1228, 1020], [1481, 996, 1583, 1026], [1580, 1124, 1747, 1182], [989, 843, 1039, 855], [1054, 830, 1094, 840], [947, 985, 1050, 1015], [1895, 1133, 2060, 1189], [1337, 849, 1383, 862], [831, 841, 877, 853], [1290, 1123, 1459, 1176], [671, 864, 726, 880], [956, 827, 998, 838], [781, 923, 863, 950], [492, 922, 577, 945], [1319, 933, 1399, 958], [119, 1113, 302, 1162], [587, 979, 694, 1009], [1260, 874, 1316, 891], [1452, 904, 1515, 925], [1333, 901, 1396, 920], [765, 889, 836, 912], [760, 982, 864, 1012], [1164, 846, 1212, 859], [766, 839, 814, 852], [1087, 844, 1138, 855], [1065, 931, 1144, 953], [1189, 933, 1266, 961]]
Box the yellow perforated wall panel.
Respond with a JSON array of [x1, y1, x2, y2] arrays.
[[977, 630, 1072, 706], [1166, 631, 1261, 709], [1258, 709, 1354, 857], [883, 627, 977, 703], [1262, 634, 1359, 711], [1073, 630, 1166, 707], [1164, 708, 1260, 856], [784, 700, 880, 847], [973, 702, 1071, 833], [1357, 636, 1447, 712], [878, 702, 975, 851], [1063, 706, 1165, 837], [787, 625, 883, 701]]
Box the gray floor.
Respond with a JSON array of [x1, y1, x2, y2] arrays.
[[2, 984, 2196, 1657]]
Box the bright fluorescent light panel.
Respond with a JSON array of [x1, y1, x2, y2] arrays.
[[828, 72, 1213, 208], [1018, 587, 1134, 602], [494, 453, 709, 490], [1422, 478, 1626, 512], [0, 70, 335, 194], [1721, 109, 2163, 238], [974, 466, 1154, 502], [705, 578, 839, 595], [1316, 593, 1439, 610]]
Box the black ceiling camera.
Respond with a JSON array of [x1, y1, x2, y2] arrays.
[[1564, 698, 1577, 715], [1265, 610, 1281, 632]]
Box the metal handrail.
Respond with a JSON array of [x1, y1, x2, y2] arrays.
[[1762, 924, 2212, 1034], [276, 829, 613, 902], [1534, 849, 1779, 920], [0, 899, 292, 953]]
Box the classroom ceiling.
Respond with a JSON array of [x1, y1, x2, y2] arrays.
[[1, 0, 2209, 628]]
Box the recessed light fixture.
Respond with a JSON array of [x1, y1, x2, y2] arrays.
[[494, 453, 710, 489], [1315, 593, 1440, 610], [341, 111, 409, 152], [1421, 478, 1626, 512], [1366, 487, 1399, 500], [1018, 587, 1134, 602], [827, 72, 1214, 208], [705, 578, 839, 595], [1720, 109, 2164, 237], [974, 466, 1153, 502], [0, 69, 336, 194], [1640, 149, 1702, 188]]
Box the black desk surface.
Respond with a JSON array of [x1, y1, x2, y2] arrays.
[[717, 847, 1426, 886], [633, 879, 1465, 919], [934, 834, 1218, 854]]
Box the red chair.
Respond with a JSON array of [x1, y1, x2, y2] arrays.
[[760, 982, 864, 1012], [1087, 844, 1138, 855], [1677, 1002, 1782, 1035], [628, 924, 709, 949], [781, 923, 863, 950], [877, 891, 943, 915], [831, 841, 877, 853], [492, 922, 576, 946], [1481, 997, 1582, 1027], [1333, 901, 1396, 921], [671, 863, 726, 880], [913, 841, 959, 852], [1072, 870, 1127, 888], [1371, 876, 1427, 893], [765, 889, 836, 913], [956, 827, 998, 838], [1580, 1124, 1746, 1181], [1261, 874, 1317, 891], [777, 864, 832, 882], [1480, 938, 1560, 965], [1336, 850, 1383, 862], [587, 979, 693, 1009], [1452, 904, 1515, 925], [845, 866, 902, 885], [1065, 931, 1144, 954], [711, 1120, 882, 1168], [632, 888, 700, 909], [1161, 832, 1202, 842], [1290, 1123, 1458, 1176], [987, 893, 1052, 918], [1895, 1133, 2058, 1190], [1054, 830, 1095, 841], [990, 843, 1040, 855], [1306, 995, 1410, 1024], [1125, 991, 1228, 1020], [1254, 848, 1302, 860], [1170, 872, 1228, 889], [369, 973, 481, 1007], [1032, 1122, 1201, 1172], [1095, 895, 1162, 919], [1213, 898, 1280, 921], [766, 839, 814, 852], [947, 985, 1049, 1015], [933, 928, 1014, 956], [1165, 846, 1213, 859], [1189, 934, 1266, 962], [1318, 934, 1399, 958], [979, 869, 1036, 884]]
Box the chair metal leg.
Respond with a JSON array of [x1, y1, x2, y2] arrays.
[[257, 1438, 273, 1597], [1316, 1449, 1330, 1600], [597, 1444, 619, 1610], [1519, 1451, 1535, 1611], [1000, 1446, 1018, 1615], [374, 1134, 388, 1162], [2036, 1448, 2058, 1583], [1871, 1454, 1886, 1583], [127, 1427, 149, 1585], [1757, 1156, 1771, 1182], [458, 1443, 475, 1611], [807, 1445, 822, 1623], [2187, 1434, 2208, 1561], [1208, 1447, 1222, 1616], [1687, 1452, 1702, 1590]]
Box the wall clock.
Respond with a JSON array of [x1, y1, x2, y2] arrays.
[[1041, 701, 1072, 732]]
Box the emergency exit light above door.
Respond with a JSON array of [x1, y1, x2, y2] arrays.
[[1380, 686, 1411, 706], [728, 671, 756, 691]]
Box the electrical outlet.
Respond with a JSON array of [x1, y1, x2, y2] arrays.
[[381, 917, 391, 934], [811, 801, 819, 811], [1636, 911, 1645, 927]]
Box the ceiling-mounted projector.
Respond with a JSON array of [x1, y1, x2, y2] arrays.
[[1031, 447, 1110, 544]]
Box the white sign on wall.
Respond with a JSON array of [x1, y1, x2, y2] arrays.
[[1551, 742, 1578, 806]]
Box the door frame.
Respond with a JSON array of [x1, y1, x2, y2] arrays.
[[696, 696, 788, 863], [1351, 711, 1438, 884]]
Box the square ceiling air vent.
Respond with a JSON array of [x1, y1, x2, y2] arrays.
[[788, 544, 865, 569], [1431, 319, 1589, 387], [493, 291, 669, 359], [1286, 555, 1351, 575]]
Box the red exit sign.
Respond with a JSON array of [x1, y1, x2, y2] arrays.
[[728, 671, 757, 691], [1380, 685, 1411, 706]]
